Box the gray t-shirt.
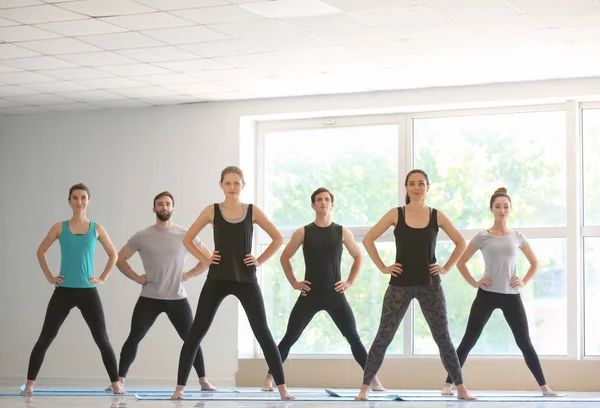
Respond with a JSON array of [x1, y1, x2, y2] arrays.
[[471, 230, 527, 295], [126, 224, 201, 300]]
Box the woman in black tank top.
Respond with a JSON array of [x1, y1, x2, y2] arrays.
[[171, 166, 294, 400], [356, 170, 475, 401]]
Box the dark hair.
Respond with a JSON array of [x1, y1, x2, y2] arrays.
[[220, 166, 245, 183], [311, 187, 334, 204], [68, 183, 90, 200], [490, 187, 511, 208], [404, 169, 430, 204], [154, 191, 174, 207]]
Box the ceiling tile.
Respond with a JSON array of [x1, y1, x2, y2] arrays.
[[24, 80, 92, 92], [132, 0, 228, 10], [351, 6, 444, 25], [38, 67, 114, 80], [0, 25, 62, 41], [36, 18, 126, 36], [117, 46, 198, 62], [154, 58, 231, 72], [322, 0, 415, 11], [130, 73, 199, 85], [0, 16, 20, 25], [0, 71, 55, 84], [0, 84, 41, 96], [0, 5, 85, 24], [170, 5, 263, 24], [18, 37, 103, 54], [89, 99, 151, 108], [0, 0, 43, 9], [58, 51, 138, 66], [96, 63, 172, 76], [58, 0, 157, 17], [0, 63, 21, 72], [6, 92, 74, 104], [426, 0, 522, 21], [162, 81, 232, 94], [44, 102, 98, 111], [141, 25, 230, 45], [207, 19, 301, 38], [76, 32, 165, 50], [506, 0, 599, 14], [190, 68, 268, 81], [3, 55, 78, 70], [101, 12, 195, 30], [240, 0, 343, 18], [0, 43, 40, 58], [139, 94, 203, 105], [74, 76, 147, 89], [57, 89, 127, 101], [110, 85, 180, 97]]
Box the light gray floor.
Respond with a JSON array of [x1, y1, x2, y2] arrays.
[[2, 386, 600, 408]]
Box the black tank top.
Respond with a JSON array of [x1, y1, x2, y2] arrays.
[[208, 203, 256, 283], [303, 222, 343, 294], [390, 206, 440, 287]]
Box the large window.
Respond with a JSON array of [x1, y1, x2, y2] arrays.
[[583, 108, 600, 356], [255, 104, 588, 359]]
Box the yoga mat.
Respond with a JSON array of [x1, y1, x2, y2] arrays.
[[396, 396, 598, 402], [19, 384, 235, 393], [135, 393, 398, 401], [326, 388, 567, 398]]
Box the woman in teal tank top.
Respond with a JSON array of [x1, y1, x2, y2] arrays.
[[21, 183, 124, 395]]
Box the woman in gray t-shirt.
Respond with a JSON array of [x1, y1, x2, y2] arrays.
[[441, 188, 557, 397]]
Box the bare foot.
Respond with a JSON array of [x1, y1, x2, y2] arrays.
[[111, 382, 126, 395], [441, 383, 455, 396], [541, 385, 557, 396], [456, 384, 475, 400], [277, 384, 295, 400], [199, 377, 216, 391], [106, 378, 124, 392], [21, 380, 35, 395], [170, 386, 186, 400], [355, 384, 370, 400], [371, 376, 386, 391], [262, 374, 274, 392]]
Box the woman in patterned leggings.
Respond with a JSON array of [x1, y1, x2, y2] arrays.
[[355, 169, 474, 401]]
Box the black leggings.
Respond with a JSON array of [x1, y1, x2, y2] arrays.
[[177, 278, 284, 386], [364, 282, 463, 386], [273, 293, 367, 370], [446, 288, 547, 386], [27, 287, 118, 382], [118, 296, 206, 379]]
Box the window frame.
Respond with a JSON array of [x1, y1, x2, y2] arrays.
[[251, 101, 588, 360]]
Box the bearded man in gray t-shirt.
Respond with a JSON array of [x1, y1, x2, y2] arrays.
[[107, 191, 215, 391]]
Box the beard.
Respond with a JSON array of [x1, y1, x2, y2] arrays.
[[156, 211, 173, 222]]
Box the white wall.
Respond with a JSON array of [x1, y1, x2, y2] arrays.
[[2, 76, 600, 388]]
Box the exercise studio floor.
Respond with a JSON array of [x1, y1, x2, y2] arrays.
[[2, 386, 600, 408]]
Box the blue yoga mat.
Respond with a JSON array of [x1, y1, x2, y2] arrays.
[[18, 384, 236, 394], [396, 396, 600, 402], [325, 388, 568, 398], [2, 392, 125, 397], [135, 393, 398, 401]]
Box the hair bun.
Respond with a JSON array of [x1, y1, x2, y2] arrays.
[[495, 187, 508, 194]]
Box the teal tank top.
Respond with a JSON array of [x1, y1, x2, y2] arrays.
[[58, 220, 97, 288]]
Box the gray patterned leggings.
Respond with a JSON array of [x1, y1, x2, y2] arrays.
[[363, 282, 463, 386]]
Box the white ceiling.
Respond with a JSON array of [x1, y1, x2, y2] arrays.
[[1, 0, 600, 114]]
